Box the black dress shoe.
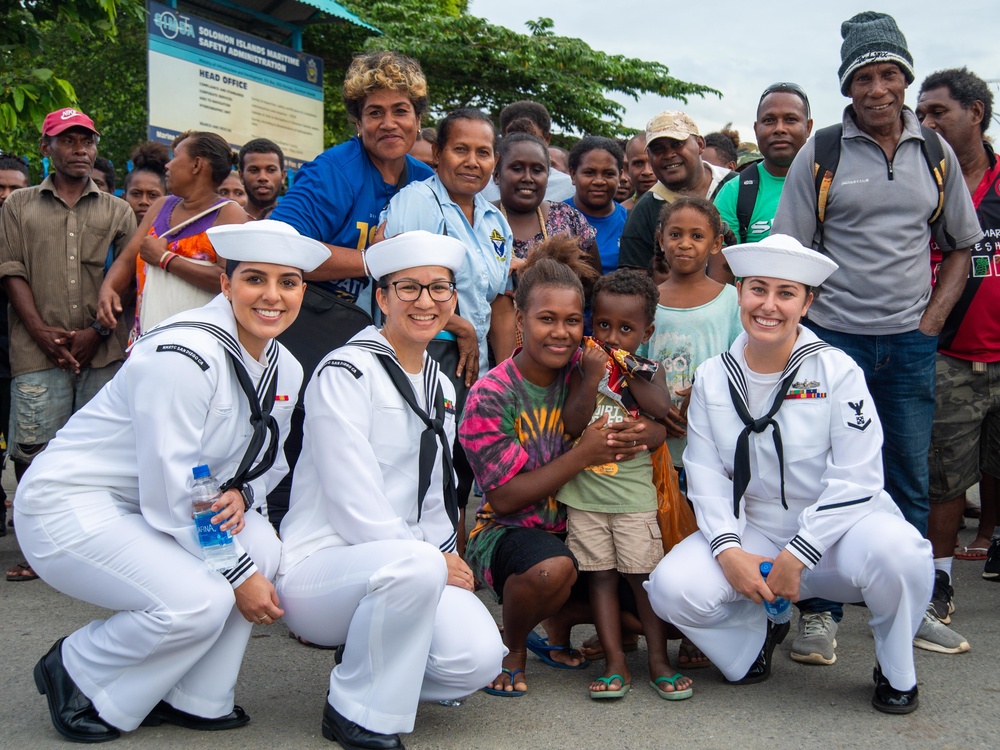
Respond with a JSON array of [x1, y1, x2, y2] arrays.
[[141, 700, 250, 730], [871, 664, 919, 714], [322, 701, 403, 749], [727, 619, 791, 685], [34, 638, 121, 743]]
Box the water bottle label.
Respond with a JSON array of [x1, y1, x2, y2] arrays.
[[194, 509, 232, 549]]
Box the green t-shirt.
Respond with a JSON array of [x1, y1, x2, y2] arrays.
[[556, 389, 656, 514], [714, 163, 786, 243]]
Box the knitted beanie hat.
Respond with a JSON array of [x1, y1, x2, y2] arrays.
[[838, 11, 914, 95]]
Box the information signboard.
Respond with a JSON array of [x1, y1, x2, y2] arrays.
[[146, 1, 324, 169]]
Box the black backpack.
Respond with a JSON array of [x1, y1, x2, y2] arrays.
[[734, 124, 947, 246]]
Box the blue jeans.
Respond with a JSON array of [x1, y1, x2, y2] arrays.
[[804, 322, 936, 536]]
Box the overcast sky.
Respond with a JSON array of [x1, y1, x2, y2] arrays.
[[468, 1, 1000, 144]]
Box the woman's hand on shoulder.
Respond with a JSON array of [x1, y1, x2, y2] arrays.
[[716, 548, 773, 604], [234, 572, 284, 624], [449, 314, 480, 387], [443, 552, 475, 592]]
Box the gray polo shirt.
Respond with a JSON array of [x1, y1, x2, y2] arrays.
[[772, 106, 982, 335]]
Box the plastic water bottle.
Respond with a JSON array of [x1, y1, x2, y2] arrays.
[[191, 465, 238, 571], [759, 561, 792, 624]]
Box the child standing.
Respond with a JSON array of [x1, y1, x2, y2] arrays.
[[460, 239, 659, 697], [559, 269, 693, 701], [640, 196, 742, 469]]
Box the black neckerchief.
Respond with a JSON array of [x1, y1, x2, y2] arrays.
[[722, 339, 830, 518], [141, 321, 280, 491], [338, 339, 458, 528]]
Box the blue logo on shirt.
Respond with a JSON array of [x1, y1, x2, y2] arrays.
[[490, 229, 507, 261]]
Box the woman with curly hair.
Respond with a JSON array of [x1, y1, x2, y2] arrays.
[[270, 50, 433, 312]]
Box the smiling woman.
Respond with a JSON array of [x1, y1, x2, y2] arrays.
[[566, 136, 628, 273], [16, 222, 327, 741], [276, 230, 505, 750]]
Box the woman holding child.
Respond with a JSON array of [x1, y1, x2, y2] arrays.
[[645, 234, 934, 714], [459, 238, 669, 698]]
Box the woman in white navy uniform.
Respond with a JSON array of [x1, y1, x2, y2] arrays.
[[277, 230, 506, 750], [16, 221, 329, 742], [645, 234, 933, 714]]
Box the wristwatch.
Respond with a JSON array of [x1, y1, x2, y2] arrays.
[[239, 483, 254, 512], [90, 321, 114, 337]]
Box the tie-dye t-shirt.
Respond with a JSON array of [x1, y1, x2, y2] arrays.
[[459, 351, 579, 595]]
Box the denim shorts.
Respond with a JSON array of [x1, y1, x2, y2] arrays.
[[8, 363, 120, 463]]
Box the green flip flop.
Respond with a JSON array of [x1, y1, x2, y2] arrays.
[[650, 673, 693, 701], [590, 674, 630, 699]]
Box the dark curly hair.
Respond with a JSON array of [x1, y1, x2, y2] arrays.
[[515, 234, 600, 312], [593, 268, 659, 326], [919, 67, 994, 134], [123, 141, 168, 192], [494, 132, 550, 178]]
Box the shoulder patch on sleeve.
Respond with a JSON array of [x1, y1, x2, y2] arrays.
[[840, 398, 872, 431], [320, 359, 362, 379], [156, 344, 209, 371]]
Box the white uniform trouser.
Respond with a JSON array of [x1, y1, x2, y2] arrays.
[[645, 511, 932, 691], [276, 540, 505, 735], [16, 504, 280, 731]]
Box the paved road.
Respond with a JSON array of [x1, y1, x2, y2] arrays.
[[2, 498, 996, 750]]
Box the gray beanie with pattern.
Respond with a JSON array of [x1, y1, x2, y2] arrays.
[[838, 11, 914, 95]]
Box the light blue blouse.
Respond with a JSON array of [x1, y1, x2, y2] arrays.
[[382, 175, 513, 373]]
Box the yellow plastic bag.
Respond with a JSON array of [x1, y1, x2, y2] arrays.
[[651, 444, 698, 553]]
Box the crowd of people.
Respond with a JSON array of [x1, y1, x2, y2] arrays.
[[0, 8, 998, 748]]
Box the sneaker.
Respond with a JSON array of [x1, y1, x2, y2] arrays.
[[790, 611, 838, 665], [983, 538, 1000, 581], [929, 570, 955, 624], [913, 605, 970, 654]]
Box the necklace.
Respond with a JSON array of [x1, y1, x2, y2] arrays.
[[500, 203, 548, 241]]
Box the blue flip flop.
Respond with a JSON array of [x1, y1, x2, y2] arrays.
[[482, 668, 526, 697], [526, 631, 589, 670]]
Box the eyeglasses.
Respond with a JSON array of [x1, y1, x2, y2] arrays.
[[383, 280, 457, 302], [759, 82, 811, 118]]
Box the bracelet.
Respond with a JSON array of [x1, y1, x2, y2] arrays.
[[157, 250, 173, 269], [360, 248, 370, 278], [162, 253, 179, 272]]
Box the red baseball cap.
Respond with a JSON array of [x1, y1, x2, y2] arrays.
[[42, 108, 100, 137]]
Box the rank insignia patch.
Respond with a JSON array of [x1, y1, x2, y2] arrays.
[[840, 398, 872, 431]]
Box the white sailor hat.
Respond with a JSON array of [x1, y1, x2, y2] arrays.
[[207, 220, 329, 272], [366, 230, 466, 280], [723, 234, 838, 287]]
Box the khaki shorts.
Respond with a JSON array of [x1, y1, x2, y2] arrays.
[[566, 508, 663, 574], [928, 353, 1000, 502]]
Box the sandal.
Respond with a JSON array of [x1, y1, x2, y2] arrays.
[[678, 638, 712, 669], [6, 561, 38, 582], [579, 634, 638, 662], [650, 673, 693, 701], [482, 668, 526, 697], [525, 631, 589, 670], [288, 631, 338, 650], [954, 546, 989, 561], [590, 674, 630, 699]]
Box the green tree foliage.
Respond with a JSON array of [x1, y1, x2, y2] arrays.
[[0, 0, 145, 156], [311, 0, 718, 141]]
